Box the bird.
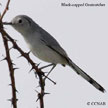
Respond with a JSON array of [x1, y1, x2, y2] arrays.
[[3, 15, 105, 93]]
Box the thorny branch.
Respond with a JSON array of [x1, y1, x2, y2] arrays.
[[0, 0, 56, 108], [0, 0, 17, 108], [1, 30, 18, 108], [0, 26, 46, 108]]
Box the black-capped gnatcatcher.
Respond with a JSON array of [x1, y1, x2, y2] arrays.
[[3, 15, 105, 93]]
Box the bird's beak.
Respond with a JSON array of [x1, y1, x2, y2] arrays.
[[3, 22, 12, 25]]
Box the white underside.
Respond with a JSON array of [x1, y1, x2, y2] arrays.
[[23, 33, 67, 64]]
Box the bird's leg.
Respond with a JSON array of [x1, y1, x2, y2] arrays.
[[44, 64, 56, 80], [39, 63, 56, 84], [39, 63, 55, 70]]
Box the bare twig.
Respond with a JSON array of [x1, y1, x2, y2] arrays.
[[0, 0, 10, 20]]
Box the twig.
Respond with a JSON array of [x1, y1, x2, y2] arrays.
[[0, 0, 10, 20]]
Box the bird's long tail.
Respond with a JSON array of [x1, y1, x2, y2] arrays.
[[68, 60, 105, 93]]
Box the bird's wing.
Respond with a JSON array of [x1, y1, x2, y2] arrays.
[[38, 26, 70, 61], [37, 25, 105, 93]]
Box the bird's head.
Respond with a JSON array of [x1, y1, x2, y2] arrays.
[[3, 15, 36, 35]]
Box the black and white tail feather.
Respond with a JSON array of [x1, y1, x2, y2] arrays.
[[68, 60, 105, 93]]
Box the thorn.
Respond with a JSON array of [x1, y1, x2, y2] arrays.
[[36, 97, 39, 102], [44, 92, 50, 95], [0, 57, 7, 61], [36, 85, 40, 88], [36, 93, 41, 102], [7, 98, 13, 106], [35, 92, 49, 102], [8, 84, 12, 86], [44, 72, 49, 74], [35, 91, 45, 102], [15, 89, 18, 93], [15, 98, 18, 102], [34, 71, 38, 78], [14, 39, 18, 42], [27, 51, 31, 55], [35, 90, 40, 102], [37, 63, 41, 67], [10, 61, 15, 66], [35, 90, 39, 93], [8, 84, 18, 93], [29, 67, 34, 73], [7, 98, 18, 103], [12, 62, 16, 66], [11, 59, 13, 63], [17, 54, 23, 58], [13, 67, 19, 71], [7, 99, 12, 102], [9, 46, 13, 50]]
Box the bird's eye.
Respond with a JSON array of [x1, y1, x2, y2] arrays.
[[18, 19, 22, 23]]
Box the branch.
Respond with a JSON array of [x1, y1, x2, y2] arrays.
[[0, 0, 10, 20], [0, 0, 55, 108], [1, 32, 18, 108], [0, 0, 17, 108], [0, 25, 56, 108], [0, 26, 46, 108], [0, 25, 45, 108]]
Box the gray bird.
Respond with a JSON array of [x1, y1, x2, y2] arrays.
[[3, 15, 105, 93]]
